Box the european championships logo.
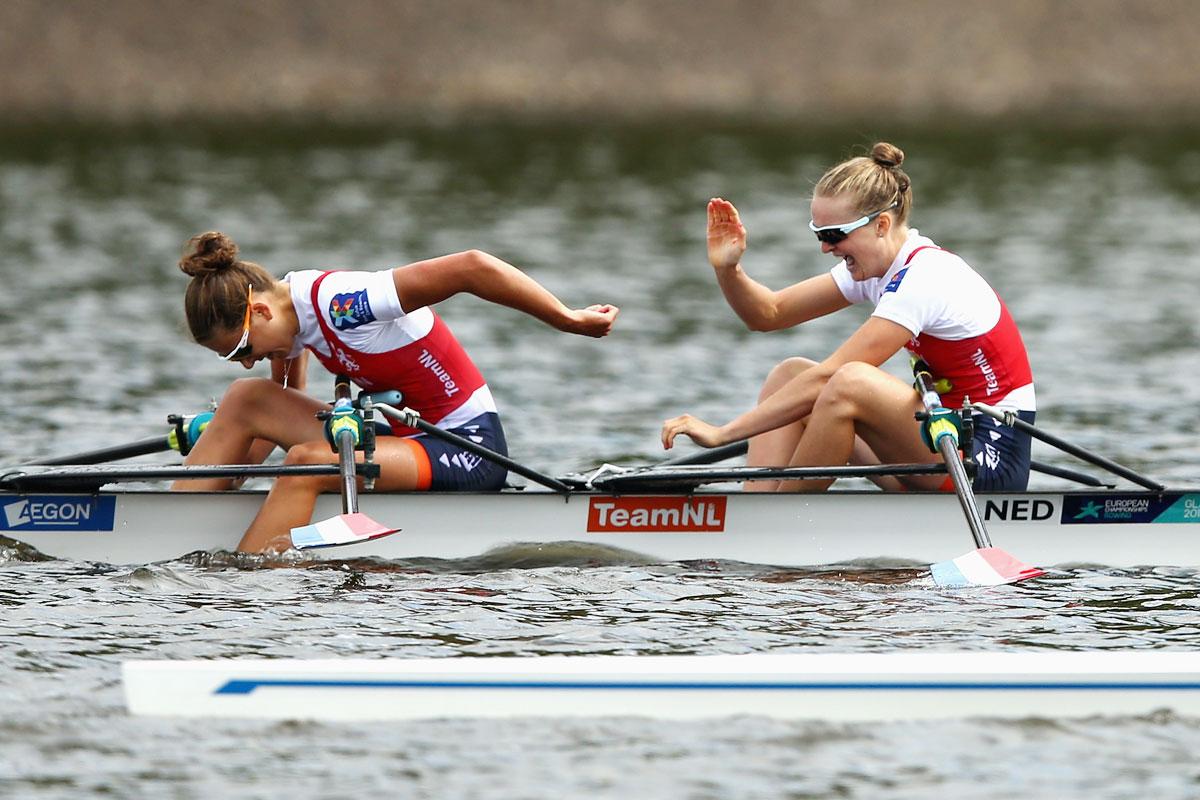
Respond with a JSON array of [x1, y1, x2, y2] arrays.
[[329, 290, 375, 331]]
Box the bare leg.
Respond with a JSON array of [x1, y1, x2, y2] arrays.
[[235, 437, 427, 553], [171, 378, 328, 491], [744, 357, 818, 492], [777, 361, 942, 493]]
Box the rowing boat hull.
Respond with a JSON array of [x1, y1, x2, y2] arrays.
[[123, 652, 1200, 722], [3, 488, 1197, 566]]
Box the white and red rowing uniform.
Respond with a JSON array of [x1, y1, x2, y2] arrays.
[[830, 230, 1035, 413], [283, 269, 507, 491], [284, 269, 496, 435], [830, 230, 1037, 490]]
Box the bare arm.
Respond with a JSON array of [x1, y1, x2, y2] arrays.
[[662, 316, 914, 448], [391, 250, 618, 337], [707, 198, 849, 331]]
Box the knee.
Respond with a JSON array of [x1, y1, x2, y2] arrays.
[[218, 377, 282, 413], [815, 362, 878, 413], [759, 356, 819, 401], [283, 440, 333, 466]]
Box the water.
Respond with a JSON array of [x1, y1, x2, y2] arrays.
[[2, 123, 1199, 798]]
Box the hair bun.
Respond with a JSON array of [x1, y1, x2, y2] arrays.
[[871, 142, 905, 169], [178, 232, 239, 277]]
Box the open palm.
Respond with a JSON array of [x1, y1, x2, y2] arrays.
[[707, 197, 747, 270]]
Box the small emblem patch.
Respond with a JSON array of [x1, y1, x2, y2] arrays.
[[329, 290, 375, 330], [883, 267, 908, 294]]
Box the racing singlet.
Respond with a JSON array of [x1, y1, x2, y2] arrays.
[[286, 269, 496, 437], [899, 246, 1034, 411], [830, 231, 1036, 413]]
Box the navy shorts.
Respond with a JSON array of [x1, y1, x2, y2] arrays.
[[970, 410, 1035, 492], [388, 412, 508, 491]]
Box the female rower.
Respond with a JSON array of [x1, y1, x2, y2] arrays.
[[174, 232, 618, 552], [661, 142, 1036, 493]]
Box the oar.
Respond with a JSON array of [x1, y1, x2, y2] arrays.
[[657, 438, 1107, 487], [912, 362, 1043, 588], [25, 411, 215, 466], [659, 440, 749, 467], [289, 377, 398, 550], [372, 402, 573, 494], [970, 402, 1164, 492], [26, 435, 175, 466]]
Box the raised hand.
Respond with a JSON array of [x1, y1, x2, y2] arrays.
[[707, 197, 747, 270]]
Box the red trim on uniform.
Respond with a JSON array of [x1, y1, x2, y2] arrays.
[[900, 246, 1034, 410], [306, 272, 488, 436]]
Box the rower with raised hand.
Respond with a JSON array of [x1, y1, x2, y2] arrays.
[[662, 141, 1037, 494], [173, 232, 618, 553]]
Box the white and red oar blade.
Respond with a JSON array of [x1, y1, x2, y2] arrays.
[[290, 512, 399, 550], [929, 547, 1045, 588]]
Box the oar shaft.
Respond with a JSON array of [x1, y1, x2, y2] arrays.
[[972, 403, 1164, 492], [337, 430, 359, 515], [27, 435, 173, 466], [937, 436, 992, 549], [375, 404, 571, 494], [659, 440, 749, 467], [913, 366, 994, 550]]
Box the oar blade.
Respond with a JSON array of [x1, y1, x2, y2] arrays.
[[290, 512, 399, 550], [929, 547, 1045, 588]]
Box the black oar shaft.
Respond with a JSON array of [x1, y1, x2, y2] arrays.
[[1030, 460, 1107, 488], [659, 440, 749, 467], [27, 435, 173, 466], [972, 404, 1164, 492], [1, 464, 351, 492], [376, 404, 571, 494]]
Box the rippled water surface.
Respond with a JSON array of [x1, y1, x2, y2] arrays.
[[2, 123, 1199, 798]]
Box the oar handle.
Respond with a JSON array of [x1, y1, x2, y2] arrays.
[[374, 404, 572, 494]]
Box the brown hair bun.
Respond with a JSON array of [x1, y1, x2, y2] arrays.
[[871, 142, 905, 169], [178, 232, 239, 278]]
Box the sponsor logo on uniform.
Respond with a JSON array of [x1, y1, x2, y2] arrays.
[[333, 345, 361, 372], [438, 452, 483, 472], [587, 496, 727, 533], [329, 290, 375, 331], [418, 349, 461, 397], [981, 441, 1001, 471], [970, 347, 1000, 396], [1, 496, 117, 531], [883, 268, 908, 294]]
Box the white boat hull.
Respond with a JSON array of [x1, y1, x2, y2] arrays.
[[123, 652, 1200, 722], [2, 488, 1198, 567]]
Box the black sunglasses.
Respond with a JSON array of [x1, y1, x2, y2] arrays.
[[809, 200, 899, 245]]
